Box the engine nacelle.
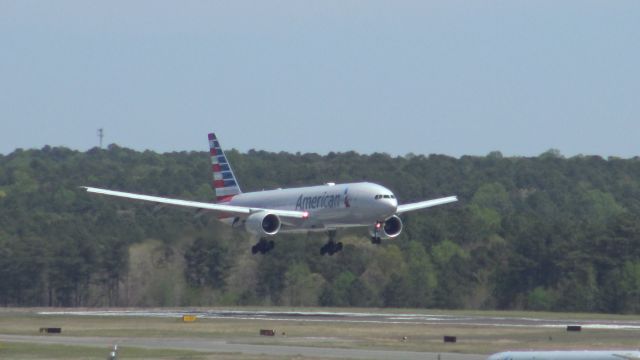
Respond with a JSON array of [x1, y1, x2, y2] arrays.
[[369, 215, 403, 239], [244, 212, 281, 236]]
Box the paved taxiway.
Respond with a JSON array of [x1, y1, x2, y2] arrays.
[[0, 334, 485, 360]]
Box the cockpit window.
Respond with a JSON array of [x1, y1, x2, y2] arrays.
[[375, 194, 396, 200]]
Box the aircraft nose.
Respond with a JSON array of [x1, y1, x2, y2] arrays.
[[390, 198, 398, 211], [487, 352, 507, 360], [385, 198, 398, 214]]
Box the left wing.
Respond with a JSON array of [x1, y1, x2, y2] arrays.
[[396, 195, 458, 214], [82, 187, 308, 219]]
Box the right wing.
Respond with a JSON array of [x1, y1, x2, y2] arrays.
[[82, 187, 308, 219], [396, 195, 458, 214]]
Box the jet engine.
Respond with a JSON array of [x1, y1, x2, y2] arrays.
[[245, 212, 281, 236], [369, 215, 403, 239]]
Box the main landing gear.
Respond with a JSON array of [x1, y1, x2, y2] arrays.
[[252, 238, 275, 255], [320, 230, 343, 256]]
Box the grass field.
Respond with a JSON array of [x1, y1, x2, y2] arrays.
[[0, 341, 208, 360], [1, 307, 640, 359]]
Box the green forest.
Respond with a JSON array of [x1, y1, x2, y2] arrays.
[[2, 145, 640, 313]]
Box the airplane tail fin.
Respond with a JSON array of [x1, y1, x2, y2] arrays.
[[208, 133, 242, 203]]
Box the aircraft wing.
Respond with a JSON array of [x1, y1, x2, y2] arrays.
[[396, 195, 458, 214], [82, 187, 308, 219]]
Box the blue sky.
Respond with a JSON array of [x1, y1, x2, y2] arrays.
[[1, 1, 639, 157]]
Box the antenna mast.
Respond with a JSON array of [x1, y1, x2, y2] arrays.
[[98, 128, 104, 148]]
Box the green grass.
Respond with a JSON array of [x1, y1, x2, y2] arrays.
[[0, 342, 207, 359], [2, 307, 640, 356], [0, 341, 359, 360]]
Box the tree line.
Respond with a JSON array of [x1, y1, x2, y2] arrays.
[[1, 145, 640, 313]]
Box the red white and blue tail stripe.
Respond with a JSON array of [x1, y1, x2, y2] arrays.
[[208, 133, 241, 203]]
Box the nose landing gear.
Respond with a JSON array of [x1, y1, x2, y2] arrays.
[[370, 221, 383, 245]]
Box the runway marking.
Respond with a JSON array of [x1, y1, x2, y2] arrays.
[[37, 310, 640, 330]]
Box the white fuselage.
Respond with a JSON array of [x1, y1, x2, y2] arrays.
[[227, 182, 398, 232], [488, 351, 640, 360]]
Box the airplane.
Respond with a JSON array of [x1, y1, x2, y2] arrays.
[[488, 350, 640, 360], [107, 344, 118, 360], [83, 133, 457, 255]]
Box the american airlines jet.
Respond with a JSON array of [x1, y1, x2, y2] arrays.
[[488, 350, 640, 360], [83, 133, 457, 255]]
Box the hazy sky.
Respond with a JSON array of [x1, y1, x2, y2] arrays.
[[1, 1, 639, 157]]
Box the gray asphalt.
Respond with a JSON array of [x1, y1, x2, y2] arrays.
[[38, 309, 640, 330], [0, 334, 486, 360]]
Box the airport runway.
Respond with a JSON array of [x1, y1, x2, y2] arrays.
[[0, 334, 485, 360], [39, 309, 640, 330], [13, 309, 640, 359]]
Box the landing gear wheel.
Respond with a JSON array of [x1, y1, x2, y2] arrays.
[[371, 221, 383, 245], [320, 239, 344, 256], [251, 238, 275, 255]]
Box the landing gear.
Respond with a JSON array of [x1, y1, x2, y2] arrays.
[[251, 238, 275, 254], [320, 241, 343, 256], [320, 230, 343, 256], [370, 221, 383, 245]]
